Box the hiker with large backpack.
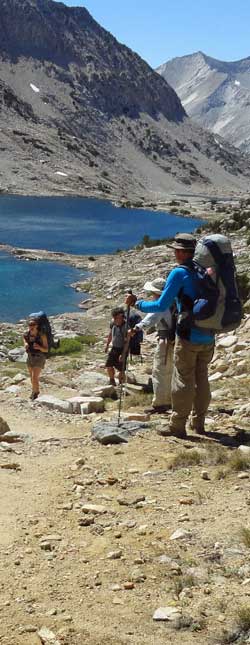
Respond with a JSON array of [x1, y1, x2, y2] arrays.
[[23, 312, 53, 400], [130, 278, 175, 414], [126, 232, 242, 439]]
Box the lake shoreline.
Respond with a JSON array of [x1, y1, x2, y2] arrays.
[[0, 190, 236, 223], [0, 196, 206, 322], [0, 193, 242, 323]]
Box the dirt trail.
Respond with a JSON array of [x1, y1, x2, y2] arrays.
[[0, 394, 250, 645]]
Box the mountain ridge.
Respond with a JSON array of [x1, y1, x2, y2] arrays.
[[157, 51, 250, 154], [0, 1, 250, 199]]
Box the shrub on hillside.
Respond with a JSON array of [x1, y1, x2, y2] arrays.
[[50, 334, 96, 357]]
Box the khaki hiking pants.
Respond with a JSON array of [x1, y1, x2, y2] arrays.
[[170, 337, 215, 433], [152, 339, 174, 407]]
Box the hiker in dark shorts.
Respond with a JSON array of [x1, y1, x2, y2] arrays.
[[23, 317, 48, 400], [105, 307, 129, 386]]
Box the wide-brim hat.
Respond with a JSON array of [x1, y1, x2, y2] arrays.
[[166, 233, 196, 251], [143, 278, 166, 294]]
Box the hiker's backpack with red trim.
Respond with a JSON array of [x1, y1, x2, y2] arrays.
[[184, 234, 242, 332]]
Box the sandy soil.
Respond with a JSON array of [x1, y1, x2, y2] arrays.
[[0, 386, 249, 645]]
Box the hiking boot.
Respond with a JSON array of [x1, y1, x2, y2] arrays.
[[157, 426, 187, 439], [189, 421, 206, 435], [30, 392, 39, 401], [192, 427, 206, 435], [144, 405, 171, 415]]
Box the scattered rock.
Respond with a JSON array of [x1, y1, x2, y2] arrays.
[[91, 420, 148, 444], [201, 470, 210, 481], [81, 503, 107, 515], [35, 395, 73, 414], [209, 372, 224, 382], [179, 498, 194, 505], [238, 445, 250, 454], [123, 413, 150, 422], [170, 528, 191, 541], [94, 385, 117, 399], [19, 625, 38, 633], [79, 516, 95, 526], [131, 568, 146, 583], [80, 397, 104, 414], [217, 336, 237, 348], [37, 626, 60, 644], [153, 606, 181, 621], [107, 550, 122, 560], [123, 582, 135, 590], [0, 462, 21, 471], [4, 385, 21, 394], [0, 430, 25, 443], [8, 347, 26, 362]]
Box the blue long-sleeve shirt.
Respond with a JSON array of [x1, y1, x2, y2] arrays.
[[136, 267, 214, 344]]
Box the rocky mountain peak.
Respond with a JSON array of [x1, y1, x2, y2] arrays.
[[157, 51, 250, 153], [0, 0, 96, 63], [0, 1, 250, 198]]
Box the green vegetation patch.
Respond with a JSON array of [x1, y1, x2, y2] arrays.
[[236, 605, 250, 632], [122, 391, 152, 410], [50, 334, 96, 357], [240, 527, 250, 548], [227, 451, 250, 472], [169, 449, 202, 469], [135, 234, 173, 249], [4, 331, 23, 349]]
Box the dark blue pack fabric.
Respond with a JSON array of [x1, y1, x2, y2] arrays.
[[29, 311, 59, 352], [180, 260, 219, 323], [202, 238, 242, 328], [179, 234, 242, 332], [190, 261, 219, 320], [128, 312, 143, 355]]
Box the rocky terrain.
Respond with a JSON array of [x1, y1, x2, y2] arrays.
[[0, 1, 250, 201], [0, 199, 250, 644], [157, 51, 250, 154]]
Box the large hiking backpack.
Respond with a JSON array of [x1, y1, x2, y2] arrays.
[[29, 311, 59, 353], [128, 312, 143, 356], [184, 234, 242, 332]]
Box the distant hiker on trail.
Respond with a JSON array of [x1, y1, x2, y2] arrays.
[[126, 234, 215, 438], [105, 307, 129, 386], [130, 278, 175, 415], [23, 316, 48, 400]]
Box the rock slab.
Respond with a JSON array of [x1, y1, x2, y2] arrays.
[[91, 420, 149, 444], [153, 607, 181, 621], [35, 395, 73, 414]]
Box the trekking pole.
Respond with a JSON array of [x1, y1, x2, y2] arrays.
[[117, 289, 136, 427]]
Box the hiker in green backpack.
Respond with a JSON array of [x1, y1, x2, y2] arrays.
[[126, 234, 215, 439]]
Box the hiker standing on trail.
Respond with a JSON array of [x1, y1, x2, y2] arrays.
[[126, 234, 215, 438], [131, 278, 175, 415], [23, 317, 48, 400], [105, 307, 130, 386]]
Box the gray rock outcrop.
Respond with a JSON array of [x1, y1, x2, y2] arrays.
[[0, 1, 249, 198], [157, 51, 250, 154]]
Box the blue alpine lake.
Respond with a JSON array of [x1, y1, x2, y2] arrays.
[[0, 195, 204, 322], [0, 251, 86, 322]]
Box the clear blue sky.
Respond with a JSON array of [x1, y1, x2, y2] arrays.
[[57, 0, 250, 68]]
